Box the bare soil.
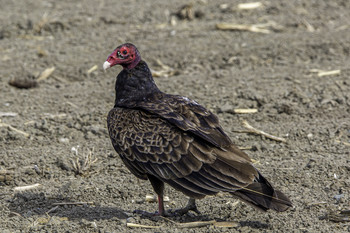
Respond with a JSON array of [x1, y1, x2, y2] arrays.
[[1, 0, 349, 232]]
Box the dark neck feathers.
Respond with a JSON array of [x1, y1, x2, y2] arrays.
[[114, 60, 160, 107]]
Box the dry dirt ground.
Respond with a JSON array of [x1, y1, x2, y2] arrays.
[[1, 0, 349, 232]]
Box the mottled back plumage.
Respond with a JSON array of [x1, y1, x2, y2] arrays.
[[104, 43, 292, 215]]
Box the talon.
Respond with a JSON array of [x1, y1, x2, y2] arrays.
[[191, 205, 202, 215], [134, 198, 201, 217], [170, 198, 201, 216]]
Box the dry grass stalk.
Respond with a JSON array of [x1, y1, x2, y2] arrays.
[[237, 2, 262, 10], [87, 65, 98, 74], [250, 158, 260, 164], [307, 201, 327, 206], [145, 194, 170, 203], [336, 25, 349, 31], [217, 21, 283, 33], [24, 120, 35, 126], [37, 67, 55, 81], [234, 108, 258, 114], [161, 217, 238, 229], [309, 69, 341, 77], [301, 18, 315, 32], [177, 220, 216, 228], [0, 122, 29, 138], [65, 101, 79, 108], [126, 223, 160, 229], [46, 206, 59, 214], [216, 23, 271, 34], [52, 201, 94, 206], [241, 120, 287, 143], [238, 146, 253, 150], [0, 112, 18, 117], [42, 113, 67, 119], [14, 183, 42, 191], [9, 211, 22, 217], [334, 139, 350, 147], [213, 221, 239, 228]]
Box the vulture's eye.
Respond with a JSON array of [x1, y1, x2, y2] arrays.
[[122, 50, 127, 55]]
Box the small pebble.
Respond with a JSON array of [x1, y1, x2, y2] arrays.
[[59, 138, 69, 143]]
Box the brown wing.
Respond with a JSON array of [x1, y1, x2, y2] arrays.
[[133, 92, 232, 148], [107, 107, 257, 199]]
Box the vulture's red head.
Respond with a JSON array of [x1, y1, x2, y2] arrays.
[[103, 43, 141, 70]]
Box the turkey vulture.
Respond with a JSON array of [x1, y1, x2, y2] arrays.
[[103, 43, 292, 216]]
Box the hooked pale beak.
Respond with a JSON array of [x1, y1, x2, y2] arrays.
[[103, 61, 111, 71]]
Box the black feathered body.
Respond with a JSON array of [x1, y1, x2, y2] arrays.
[[107, 60, 292, 211]]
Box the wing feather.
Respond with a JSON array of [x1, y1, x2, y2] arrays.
[[132, 93, 232, 148], [107, 107, 257, 198]]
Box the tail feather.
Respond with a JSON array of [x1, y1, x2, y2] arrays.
[[232, 173, 292, 212]]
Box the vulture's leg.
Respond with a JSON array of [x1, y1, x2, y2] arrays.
[[148, 175, 165, 216], [134, 175, 165, 216], [134, 176, 201, 217]]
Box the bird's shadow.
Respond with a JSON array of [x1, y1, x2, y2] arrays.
[[7, 191, 129, 221], [7, 191, 270, 230]]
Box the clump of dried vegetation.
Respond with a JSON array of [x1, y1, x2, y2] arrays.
[[70, 146, 98, 176]]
